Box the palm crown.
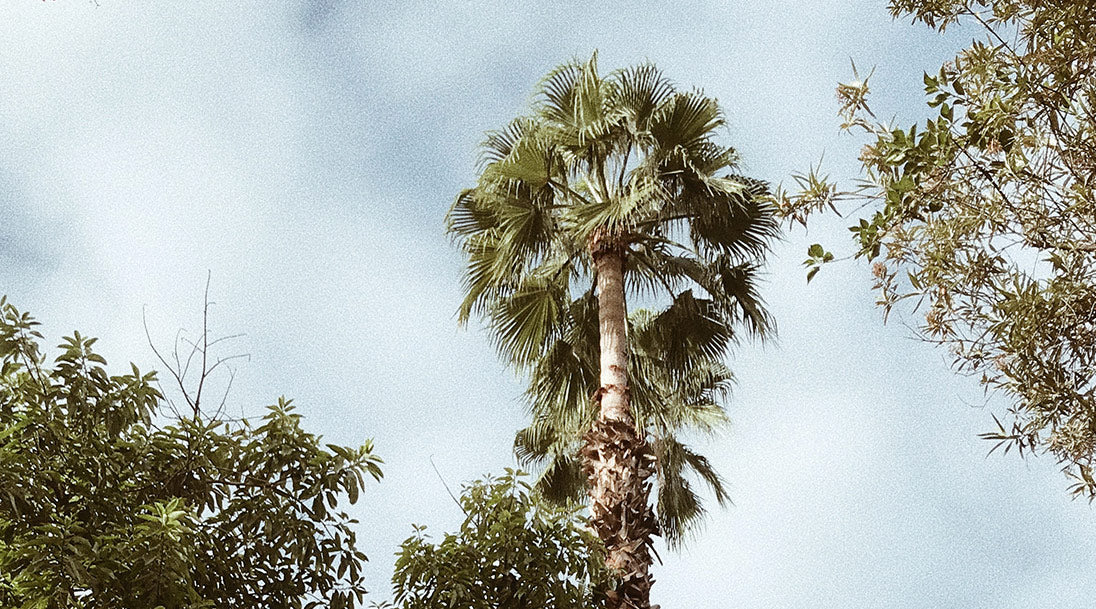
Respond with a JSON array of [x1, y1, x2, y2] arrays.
[[451, 54, 775, 349]]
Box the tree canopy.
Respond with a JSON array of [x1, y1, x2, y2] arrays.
[[0, 298, 383, 609], [381, 471, 608, 609], [449, 53, 777, 371], [780, 0, 1096, 498]]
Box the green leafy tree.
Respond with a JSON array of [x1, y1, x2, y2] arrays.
[[449, 53, 778, 608], [381, 471, 607, 609], [0, 298, 383, 608], [780, 1, 1096, 498]]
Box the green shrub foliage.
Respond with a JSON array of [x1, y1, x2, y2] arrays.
[[384, 471, 607, 609], [0, 298, 383, 609]]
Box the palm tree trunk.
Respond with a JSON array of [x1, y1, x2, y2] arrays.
[[582, 234, 658, 609]]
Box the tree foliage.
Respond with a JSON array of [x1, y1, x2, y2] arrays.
[[450, 54, 777, 370], [780, 1, 1096, 498], [382, 471, 608, 609], [0, 298, 383, 608]]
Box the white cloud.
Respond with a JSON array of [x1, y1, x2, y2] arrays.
[[2, 1, 1093, 606]]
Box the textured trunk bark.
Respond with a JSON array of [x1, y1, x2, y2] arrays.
[[581, 233, 658, 609], [596, 246, 630, 423]]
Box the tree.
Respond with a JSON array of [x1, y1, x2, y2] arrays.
[[779, 1, 1096, 498], [381, 470, 608, 609], [449, 53, 779, 608], [0, 297, 383, 608]]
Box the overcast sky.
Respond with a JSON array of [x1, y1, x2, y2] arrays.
[[3, 1, 1095, 607]]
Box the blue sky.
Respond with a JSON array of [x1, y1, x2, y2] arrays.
[[3, 1, 1095, 607]]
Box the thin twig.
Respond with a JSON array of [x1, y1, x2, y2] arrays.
[[194, 272, 212, 417], [429, 455, 467, 516], [144, 306, 195, 412]]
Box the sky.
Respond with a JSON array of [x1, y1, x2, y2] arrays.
[[3, 1, 1095, 607]]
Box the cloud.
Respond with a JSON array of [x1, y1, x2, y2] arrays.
[[2, 1, 1094, 607]]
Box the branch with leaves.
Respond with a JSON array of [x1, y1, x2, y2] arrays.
[[776, 0, 1096, 500], [0, 297, 383, 609]]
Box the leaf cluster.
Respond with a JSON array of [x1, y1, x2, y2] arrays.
[[513, 295, 738, 548], [380, 471, 608, 609], [776, 1, 1096, 499], [0, 299, 383, 608]]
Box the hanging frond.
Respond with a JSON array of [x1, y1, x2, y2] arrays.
[[630, 307, 734, 434], [535, 452, 587, 505], [703, 258, 774, 339], [516, 415, 589, 505], [629, 252, 775, 341], [652, 291, 733, 371], [653, 434, 731, 548], [652, 435, 704, 548], [524, 291, 600, 426], [684, 176, 779, 261], [635, 369, 732, 441]]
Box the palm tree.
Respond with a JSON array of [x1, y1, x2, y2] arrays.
[[448, 53, 778, 609]]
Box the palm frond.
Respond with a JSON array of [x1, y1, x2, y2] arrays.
[[536, 53, 616, 151], [649, 91, 725, 151], [456, 230, 512, 324], [535, 453, 587, 504], [630, 252, 775, 341], [515, 417, 588, 504], [482, 129, 557, 189], [478, 116, 538, 169], [680, 445, 730, 507], [650, 290, 734, 371], [652, 435, 704, 548], [564, 173, 670, 240], [684, 176, 779, 261], [609, 63, 676, 136], [684, 142, 741, 178], [489, 273, 571, 368], [446, 188, 497, 240], [704, 257, 774, 339], [630, 308, 734, 435], [537, 59, 586, 125], [524, 291, 600, 426], [574, 52, 610, 147], [514, 419, 556, 465]]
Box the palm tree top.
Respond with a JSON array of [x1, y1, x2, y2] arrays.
[[448, 52, 780, 370]]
